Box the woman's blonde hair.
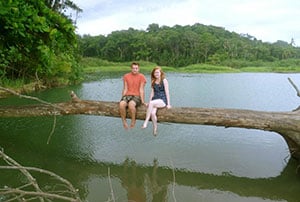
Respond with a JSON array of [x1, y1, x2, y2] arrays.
[[151, 66, 165, 87]]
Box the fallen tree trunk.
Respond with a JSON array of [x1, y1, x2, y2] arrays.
[[1, 93, 300, 160]]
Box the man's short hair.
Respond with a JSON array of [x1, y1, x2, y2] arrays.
[[131, 62, 140, 67]]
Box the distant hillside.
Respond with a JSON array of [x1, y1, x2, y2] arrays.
[[78, 23, 300, 68]]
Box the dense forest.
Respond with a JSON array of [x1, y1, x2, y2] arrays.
[[1, 0, 300, 87], [0, 0, 82, 86], [79, 23, 300, 68]]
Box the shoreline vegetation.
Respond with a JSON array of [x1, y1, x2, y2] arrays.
[[1, 57, 300, 98], [82, 57, 300, 74]]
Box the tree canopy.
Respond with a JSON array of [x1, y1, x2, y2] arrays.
[[2, 1, 300, 86], [0, 0, 82, 85], [79, 23, 300, 68]]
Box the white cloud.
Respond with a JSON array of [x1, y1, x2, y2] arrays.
[[71, 0, 300, 45]]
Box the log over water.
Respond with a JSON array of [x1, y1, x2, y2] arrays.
[[1, 93, 300, 160]]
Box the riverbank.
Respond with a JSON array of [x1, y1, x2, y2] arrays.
[[0, 83, 41, 98], [81, 57, 300, 74], [2, 58, 300, 98]]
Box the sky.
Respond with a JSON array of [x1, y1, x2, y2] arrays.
[[70, 0, 300, 45]]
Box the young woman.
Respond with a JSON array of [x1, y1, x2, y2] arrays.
[[142, 66, 171, 135]]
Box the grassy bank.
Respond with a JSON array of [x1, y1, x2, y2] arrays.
[[81, 58, 239, 75], [81, 57, 300, 74]]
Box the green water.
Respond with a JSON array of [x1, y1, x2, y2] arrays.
[[1, 73, 300, 201]]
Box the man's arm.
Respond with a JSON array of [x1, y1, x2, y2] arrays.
[[139, 82, 146, 104], [122, 79, 128, 96]]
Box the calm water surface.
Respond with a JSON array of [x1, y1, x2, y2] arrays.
[[1, 73, 300, 202]]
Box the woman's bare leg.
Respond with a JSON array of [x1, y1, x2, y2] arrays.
[[142, 99, 165, 128], [150, 108, 158, 135]]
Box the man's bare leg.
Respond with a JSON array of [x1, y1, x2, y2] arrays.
[[128, 101, 137, 128], [119, 101, 129, 129]]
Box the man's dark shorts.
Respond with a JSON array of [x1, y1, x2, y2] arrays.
[[120, 95, 142, 106]]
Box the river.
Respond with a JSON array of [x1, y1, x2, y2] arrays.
[[1, 72, 300, 201]]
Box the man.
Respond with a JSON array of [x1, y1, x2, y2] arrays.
[[119, 62, 146, 129]]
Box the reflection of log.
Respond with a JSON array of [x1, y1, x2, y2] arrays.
[[1, 93, 300, 160]]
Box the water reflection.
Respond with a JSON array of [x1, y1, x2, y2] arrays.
[[1, 73, 300, 201], [23, 155, 300, 201], [121, 158, 168, 202], [2, 138, 298, 202], [78, 158, 300, 202]]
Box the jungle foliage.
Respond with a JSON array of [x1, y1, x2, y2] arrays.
[[2, 0, 300, 88], [0, 0, 82, 86], [79, 23, 300, 69]]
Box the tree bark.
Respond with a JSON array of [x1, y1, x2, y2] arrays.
[[1, 93, 300, 160]]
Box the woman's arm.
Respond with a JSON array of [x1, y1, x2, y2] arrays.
[[149, 87, 154, 102], [163, 79, 171, 108]]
